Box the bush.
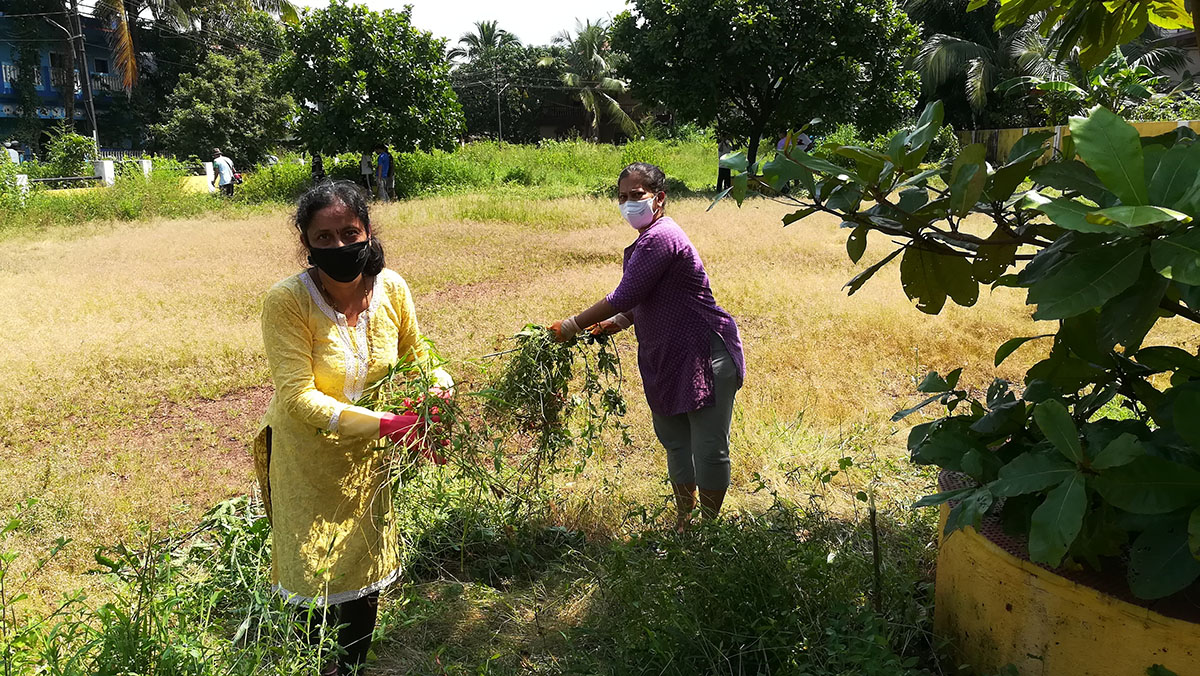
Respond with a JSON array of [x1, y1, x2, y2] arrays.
[[45, 125, 96, 178], [236, 160, 311, 204], [577, 506, 934, 675], [1128, 94, 1200, 122], [392, 149, 489, 198], [0, 151, 20, 211]]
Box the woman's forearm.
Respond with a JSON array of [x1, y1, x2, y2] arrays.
[[572, 298, 619, 329]]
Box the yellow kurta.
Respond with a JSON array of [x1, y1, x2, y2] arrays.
[[254, 268, 425, 606]]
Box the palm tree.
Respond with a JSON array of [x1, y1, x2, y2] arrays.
[[447, 20, 520, 62], [538, 19, 637, 140], [91, 0, 298, 91]]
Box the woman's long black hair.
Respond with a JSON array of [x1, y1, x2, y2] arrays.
[[293, 180, 386, 277]]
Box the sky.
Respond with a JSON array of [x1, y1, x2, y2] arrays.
[[291, 0, 630, 46]]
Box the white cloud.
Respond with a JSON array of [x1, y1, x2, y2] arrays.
[[291, 0, 629, 46]]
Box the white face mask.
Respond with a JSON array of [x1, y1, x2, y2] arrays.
[[620, 195, 658, 230]]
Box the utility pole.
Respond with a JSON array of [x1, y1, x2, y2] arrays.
[[68, 0, 98, 146], [494, 60, 502, 143]]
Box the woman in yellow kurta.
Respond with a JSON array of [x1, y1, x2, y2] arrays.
[[254, 181, 447, 674]]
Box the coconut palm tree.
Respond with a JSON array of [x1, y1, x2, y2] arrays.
[[538, 19, 637, 140], [91, 0, 298, 91], [447, 20, 521, 62]]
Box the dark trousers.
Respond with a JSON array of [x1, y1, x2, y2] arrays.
[[219, 183, 234, 197], [303, 592, 379, 674], [717, 167, 732, 191]]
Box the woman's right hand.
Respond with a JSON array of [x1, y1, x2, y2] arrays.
[[380, 412, 422, 445], [589, 320, 623, 336]]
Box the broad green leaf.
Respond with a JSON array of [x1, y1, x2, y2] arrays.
[[994, 334, 1053, 366], [1148, 141, 1200, 208], [900, 244, 978, 314], [825, 183, 863, 213], [1090, 433, 1144, 470], [1151, 228, 1200, 285], [1035, 81, 1087, 96], [1033, 399, 1084, 464], [719, 151, 748, 171], [898, 166, 946, 189], [891, 393, 945, 422], [1098, 263, 1169, 351], [918, 371, 951, 393], [1188, 505, 1200, 559], [790, 153, 861, 183], [1093, 455, 1200, 514], [1028, 472, 1086, 567], [846, 225, 868, 263], [845, 247, 903, 296], [948, 143, 987, 216], [989, 452, 1076, 497], [986, 131, 1053, 202], [913, 487, 974, 508], [706, 186, 733, 211], [1027, 243, 1147, 320], [1129, 524, 1200, 599], [1023, 192, 1131, 235], [943, 487, 994, 535], [1086, 206, 1191, 228], [1134, 346, 1200, 375], [1070, 106, 1148, 206], [1030, 160, 1112, 205], [834, 146, 888, 167], [730, 171, 748, 206], [1174, 387, 1200, 450], [973, 228, 1019, 284], [782, 208, 817, 226], [761, 155, 814, 193], [903, 101, 944, 168]]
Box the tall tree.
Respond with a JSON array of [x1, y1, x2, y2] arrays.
[[539, 19, 637, 141], [153, 48, 294, 164], [277, 0, 464, 155], [447, 20, 521, 62], [612, 0, 921, 165]]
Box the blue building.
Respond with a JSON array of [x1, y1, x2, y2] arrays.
[[0, 13, 124, 142]]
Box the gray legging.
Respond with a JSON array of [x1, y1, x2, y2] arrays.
[[651, 332, 741, 491]]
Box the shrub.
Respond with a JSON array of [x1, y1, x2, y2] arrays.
[[236, 160, 311, 204], [45, 125, 96, 178]]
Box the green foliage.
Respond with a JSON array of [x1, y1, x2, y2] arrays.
[[452, 45, 570, 143], [613, 0, 922, 164], [997, 50, 1170, 125], [985, 0, 1192, 70], [277, 0, 464, 155], [235, 159, 311, 204], [0, 153, 20, 212], [45, 126, 96, 179], [728, 101, 1200, 600], [154, 49, 295, 166], [540, 19, 638, 140], [1129, 94, 1200, 122], [582, 506, 933, 675]]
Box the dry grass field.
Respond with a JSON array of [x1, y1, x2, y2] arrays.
[[2, 191, 1197, 617]]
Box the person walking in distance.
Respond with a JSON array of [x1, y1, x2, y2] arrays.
[[374, 145, 394, 202], [716, 137, 732, 192], [359, 150, 373, 191], [212, 148, 236, 197]]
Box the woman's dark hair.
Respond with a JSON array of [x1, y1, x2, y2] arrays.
[[618, 162, 668, 193], [293, 180, 386, 277]]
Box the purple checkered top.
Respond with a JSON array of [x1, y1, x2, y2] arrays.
[[605, 216, 745, 416]]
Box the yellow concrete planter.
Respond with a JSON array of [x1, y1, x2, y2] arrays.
[[934, 486, 1200, 675]]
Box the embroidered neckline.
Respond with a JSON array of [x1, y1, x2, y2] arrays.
[[301, 271, 382, 403]]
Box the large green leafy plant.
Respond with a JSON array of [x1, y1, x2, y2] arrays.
[[723, 102, 1200, 600]]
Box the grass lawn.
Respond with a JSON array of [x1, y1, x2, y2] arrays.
[[1, 192, 1195, 672]]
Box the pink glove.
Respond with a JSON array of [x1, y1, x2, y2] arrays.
[[379, 413, 421, 446]]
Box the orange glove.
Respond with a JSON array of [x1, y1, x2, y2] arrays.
[[550, 317, 580, 342], [589, 320, 622, 336]]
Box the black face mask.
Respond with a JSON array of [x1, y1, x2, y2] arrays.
[[308, 240, 370, 283]]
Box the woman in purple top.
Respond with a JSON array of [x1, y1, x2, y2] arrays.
[[550, 162, 745, 531]]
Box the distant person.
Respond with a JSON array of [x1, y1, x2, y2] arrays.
[[545, 162, 745, 533], [374, 145, 394, 202], [211, 148, 236, 197], [795, 132, 814, 152], [3, 142, 18, 165], [265, 154, 279, 167], [256, 181, 452, 675], [311, 153, 326, 182], [716, 137, 732, 192], [359, 151, 373, 191]]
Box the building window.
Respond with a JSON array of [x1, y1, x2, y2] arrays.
[[49, 52, 68, 69], [94, 58, 110, 74]]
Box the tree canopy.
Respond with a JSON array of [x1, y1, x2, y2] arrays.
[[276, 0, 464, 155], [153, 49, 294, 165], [452, 45, 570, 143], [612, 0, 922, 164]]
